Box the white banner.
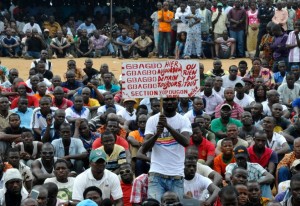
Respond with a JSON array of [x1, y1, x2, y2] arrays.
[[122, 60, 201, 98]]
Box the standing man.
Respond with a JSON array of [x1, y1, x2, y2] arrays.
[[227, 0, 246, 58], [174, 2, 190, 33], [255, 0, 274, 57], [212, 3, 228, 40], [198, 0, 212, 34], [158, 1, 174, 58], [142, 98, 192, 202]]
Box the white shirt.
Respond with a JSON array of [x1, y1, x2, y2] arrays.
[[261, 101, 288, 116], [72, 168, 122, 201], [286, 30, 300, 63], [97, 104, 125, 116], [30, 107, 57, 130], [175, 8, 190, 33], [30, 59, 52, 71], [221, 75, 242, 88], [26, 78, 52, 88], [184, 173, 212, 201], [234, 93, 255, 108], [184, 110, 206, 123], [213, 87, 225, 100], [44, 177, 75, 201], [22, 23, 42, 33], [200, 91, 223, 115], [278, 83, 300, 105], [145, 113, 192, 176], [65, 106, 90, 120], [197, 162, 213, 177], [266, 132, 287, 151], [117, 108, 136, 121]]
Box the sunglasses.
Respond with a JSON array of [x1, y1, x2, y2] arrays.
[[120, 169, 131, 175]]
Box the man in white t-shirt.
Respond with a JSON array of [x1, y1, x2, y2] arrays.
[[184, 97, 205, 123], [97, 93, 125, 116], [44, 159, 75, 201], [262, 116, 291, 157], [234, 81, 255, 109], [72, 149, 123, 205], [221, 65, 242, 88], [142, 98, 192, 202], [184, 158, 219, 204], [117, 98, 137, 121]]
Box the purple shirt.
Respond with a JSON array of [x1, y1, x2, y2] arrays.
[[227, 7, 246, 31], [270, 33, 289, 60]]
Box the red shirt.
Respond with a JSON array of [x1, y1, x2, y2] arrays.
[[247, 146, 273, 168], [52, 98, 73, 110], [189, 138, 215, 161], [10, 95, 39, 109], [121, 181, 132, 206], [92, 135, 129, 150]]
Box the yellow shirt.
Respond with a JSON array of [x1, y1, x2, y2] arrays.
[[97, 145, 126, 171], [43, 21, 62, 37]]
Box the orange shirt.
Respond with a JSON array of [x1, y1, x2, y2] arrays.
[[158, 10, 174, 32], [128, 130, 144, 143], [213, 153, 236, 178]]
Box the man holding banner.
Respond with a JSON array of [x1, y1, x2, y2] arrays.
[[142, 98, 192, 202]]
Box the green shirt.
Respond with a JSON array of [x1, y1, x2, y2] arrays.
[[210, 118, 243, 142]]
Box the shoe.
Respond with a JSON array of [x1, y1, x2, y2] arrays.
[[65, 54, 74, 58], [118, 56, 123, 59], [148, 52, 154, 58], [230, 56, 235, 59], [159, 55, 163, 59], [24, 54, 33, 60], [133, 55, 138, 60], [52, 54, 57, 59], [112, 53, 116, 58], [184, 56, 190, 59]]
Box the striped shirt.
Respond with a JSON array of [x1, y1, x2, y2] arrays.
[[97, 145, 126, 172]]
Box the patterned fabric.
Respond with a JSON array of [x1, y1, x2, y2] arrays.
[[277, 152, 297, 172], [130, 174, 148, 204], [259, 34, 274, 67], [79, 132, 101, 152], [245, 67, 274, 88], [226, 162, 266, 181]]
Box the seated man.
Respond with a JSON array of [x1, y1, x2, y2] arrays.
[[189, 123, 215, 166], [31, 143, 57, 184], [213, 138, 236, 178], [117, 98, 137, 121], [76, 29, 93, 58], [214, 30, 236, 59], [36, 61, 53, 81], [247, 181, 270, 206], [97, 73, 120, 94], [65, 95, 91, 124], [61, 70, 84, 91], [132, 29, 152, 58], [90, 30, 116, 58], [184, 158, 220, 203], [115, 29, 134, 59], [10, 97, 34, 129], [97, 93, 124, 116], [51, 123, 88, 174], [97, 131, 126, 174], [225, 146, 275, 198], [15, 129, 43, 167], [50, 30, 72, 58], [1, 28, 20, 57], [81, 87, 100, 116], [44, 159, 75, 201], [23, 28, 46, 59]]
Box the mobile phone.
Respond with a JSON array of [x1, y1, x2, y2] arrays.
[[30, 189, 40, 200]]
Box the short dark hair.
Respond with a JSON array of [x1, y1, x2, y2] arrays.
[[9, 113, 20, 121], [219, 185, 239, 199], [83, 186, 102, 199], [221, 138, 233, 146], [238, 60, 247, 66], [53, 159, 69, 169]]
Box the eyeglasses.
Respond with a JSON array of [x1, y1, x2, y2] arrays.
[[120, 169, 131, 175]]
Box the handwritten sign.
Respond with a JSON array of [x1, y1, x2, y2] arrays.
[[122, 60, 201, 98]]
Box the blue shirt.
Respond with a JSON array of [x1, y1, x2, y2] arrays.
[[98, 84, 120, 93], [61, 81, 84, 90], [177, 101, 193, 115], [116, 36, 133, 44], [51, 138, 87, 164], [292, 98, 300, 108], [10, 108, 33, 129], [274, 71, 286, 84]]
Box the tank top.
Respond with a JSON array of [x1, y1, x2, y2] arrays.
[[36, 157, 58, 175], [79, 37, 89, 53]]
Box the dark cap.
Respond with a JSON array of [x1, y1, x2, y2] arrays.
[[234, 145, 248, 158]]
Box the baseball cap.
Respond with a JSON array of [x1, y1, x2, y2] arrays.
[[220, 103, 232, 110], [89, 150, 107, 162], [234, 146, 249, 158], [291, 159, 300, 169], [235, 81, 245, 87], [44, 29, 49, 32], [123, 98, 137, 103], [17, 82, 32, 93], [217, 2, 223, 7]]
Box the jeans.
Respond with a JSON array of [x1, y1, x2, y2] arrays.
[[2, 46, 20, 56], [158, 31, 172, 56], [27, 51, 41, 59], [94, 43, 115, 56], [229, 30, 244, 57], [261, 184, 273, 199], [278, 166, 291, 184], [148, 173, 184, 202]]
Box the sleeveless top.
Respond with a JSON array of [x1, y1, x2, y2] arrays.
[[36, 157, 58, 175], [247, 9, 259, 25]]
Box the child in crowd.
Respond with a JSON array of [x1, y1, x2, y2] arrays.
[[259, 22, 275, 69], [175, 31, 186, 59], [201, 31, 214, 59]]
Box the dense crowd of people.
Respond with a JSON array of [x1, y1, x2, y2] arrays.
[[0, 0, 299, 206]]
